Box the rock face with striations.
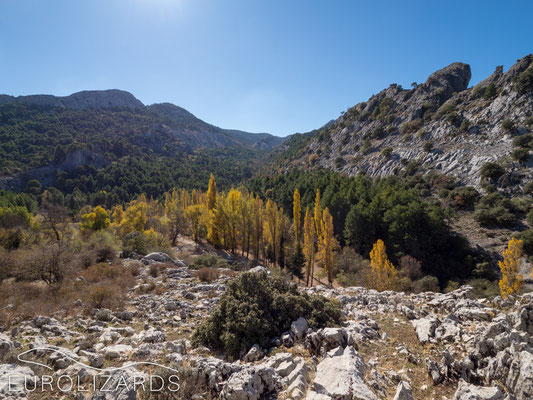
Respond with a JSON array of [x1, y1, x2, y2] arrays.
[[274, 54, 533, 190]]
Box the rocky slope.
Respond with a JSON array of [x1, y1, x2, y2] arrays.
[[273, 55, 533, 191], [1, 254, 532, 400]]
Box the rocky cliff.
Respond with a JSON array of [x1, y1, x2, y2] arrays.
[[274, 55, 533, 191]]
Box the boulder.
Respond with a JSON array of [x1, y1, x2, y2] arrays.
[[243, 344, 264, 362], [140, 328, 165, 344], [426, 358, 444, 384], [452, 379, 505, 400], [506, 350, 533, 400], [248, 266, 269, 275], [392, 381, 414, 400], [312, 346, 377, 400], [411, 318, 440, 344], [221, 365, 279, 400], [306, 391, 332, 399], [102, 344, 133, 359], [142, 252, 176, 265], [291, 317, 309, 340]]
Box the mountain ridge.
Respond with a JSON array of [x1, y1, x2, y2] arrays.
[[270, 54, 533, 190], [0, 89, 285, 150]]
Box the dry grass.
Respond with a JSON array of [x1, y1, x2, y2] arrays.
[[0, 261, 138, 325], [357, 313, 457, 399]]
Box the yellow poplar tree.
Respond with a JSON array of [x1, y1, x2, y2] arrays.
[[111, 205, 124, 225], [252, 195, 264, 261], [319, 207, 335, 284], [314, 189, 322, 240], [119, 197, 148, 236], [225, 188, 242, 253], [185, 204, 206, 243], [303, 206, 316, 287], [293, 188, 301, 244], [369, 239, 397, 291], [206, 174, 217, 211], [499, 237, 524, 299], [264, 199, 281, 265]]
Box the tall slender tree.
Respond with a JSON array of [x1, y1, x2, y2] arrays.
[[314, 188, 322, 240], [319, 207, 335, 284], [293, 188, 301, 244], [206, 173, 217, 211], [303, 206, 316, 287]]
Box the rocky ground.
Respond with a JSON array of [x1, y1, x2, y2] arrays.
[[0, 252, 532, 400]]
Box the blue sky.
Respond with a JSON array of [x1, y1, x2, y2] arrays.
[[1, 1, 532, 136]]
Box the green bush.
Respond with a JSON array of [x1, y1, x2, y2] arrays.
[[466, 278, 500, 299], [483, 83, 497, 99], [381, 147, 393, 158], [423, 142, 433, 152], [192, 271, 343, 359], [501, 119, 515, 133], [474, 193, 517, 227], [519, 229, 533, 256], [449, 187, 481, 208], [413, 275, 440, 293], [512, 134, 532, 148], [189, 253, 228, 270], [472, 262, 496, 280], [400, 119, 423, 134], [434, 100, 456, 119], [444, 281, 460, 293], [460, 118, 471, 132], [512, 148, 530, 162], [480, 162, 505, 180], [524, 181, 533, 195], [514, 61, 533, 94], [122, 232, 149, 256], [527, 209, 533, 226], [446, 111, 460, 126]]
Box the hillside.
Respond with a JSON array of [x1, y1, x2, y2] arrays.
[[0, 90, 284, 202], [272, 55, 533, 190], [263, 54, 533, 267]]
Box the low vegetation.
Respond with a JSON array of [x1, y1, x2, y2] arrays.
[[192, 270, 343, 358]]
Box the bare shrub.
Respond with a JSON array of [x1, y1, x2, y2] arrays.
[[196, 267, 220, 283], [83, 263, 122, 283], [149, 264, 160, 278], [128, 262, 142, 277], [399, 255, 422, 280], [88, 284, 122, 309], [96, 245, 117, 263]]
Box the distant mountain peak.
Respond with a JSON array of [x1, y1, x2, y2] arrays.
[[0, 89, 144, 110]]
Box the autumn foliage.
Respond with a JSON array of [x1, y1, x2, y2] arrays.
[[369, 239, 397, 291], [498, 237, 524, 299]]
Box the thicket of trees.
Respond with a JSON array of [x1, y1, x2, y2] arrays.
[[2, 171, 532, 304], [247, 169, 477, 284]]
